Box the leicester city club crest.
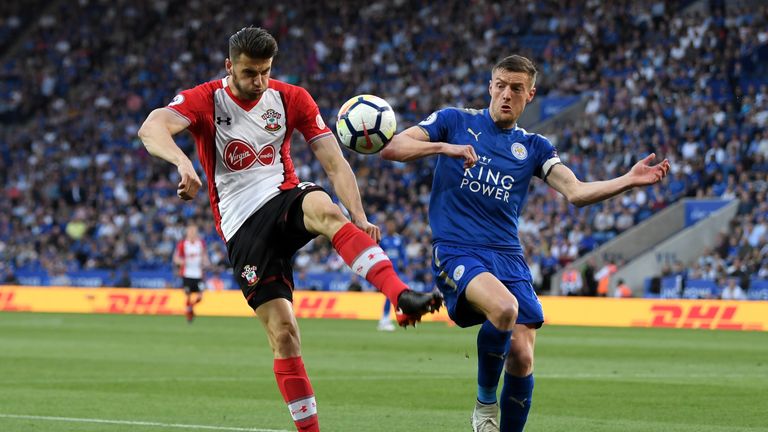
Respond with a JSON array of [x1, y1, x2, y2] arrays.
[[241, 265, 259, 286], [511, 142, 528, 160], [453, 265, 465, 281], [262, 109, 282, 132]]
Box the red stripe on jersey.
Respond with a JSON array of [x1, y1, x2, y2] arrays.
[[196, 83, 224, 240], [177, 240, 185, 276], [201, 142, 224, 240], [167, 79, 226, 240], [278, 91, 299, 190]]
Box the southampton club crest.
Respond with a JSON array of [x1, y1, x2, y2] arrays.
[[241, 265, 259, 287], [262, 109, 282, 132]]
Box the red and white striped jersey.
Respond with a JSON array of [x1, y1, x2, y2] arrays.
[[176, 239, 206, 279], [166, 77, 333, 241]]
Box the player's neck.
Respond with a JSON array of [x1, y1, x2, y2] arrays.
[[492, 118, 517, 130], [488, 109, 518, 130]]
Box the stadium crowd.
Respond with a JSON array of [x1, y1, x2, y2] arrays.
[[1, 0, 767, 297]]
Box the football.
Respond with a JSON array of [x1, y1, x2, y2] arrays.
[[335, 94, 396, 154]]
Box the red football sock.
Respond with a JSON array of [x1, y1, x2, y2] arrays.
[[185, 298, 193, 321], [274, 357, 318, 432], [331, 223, 408, 305]]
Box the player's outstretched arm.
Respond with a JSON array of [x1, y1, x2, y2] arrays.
[[545, 153, 670, 207], [382, 126, 477, 169], [138, 108, 201, 201], [309, 135, 381, 242]]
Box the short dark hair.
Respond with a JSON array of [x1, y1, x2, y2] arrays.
[[229, 26, 278, 61], [492, 55, 537, 87]]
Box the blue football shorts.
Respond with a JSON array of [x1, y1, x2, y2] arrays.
[[431, 243, 544, 328]]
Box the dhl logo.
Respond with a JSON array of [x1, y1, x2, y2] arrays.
[[633, 304, 764, 331], [92, 293, 181, 315], [0, 290, 29, 311], [293, 297, 357, 319]]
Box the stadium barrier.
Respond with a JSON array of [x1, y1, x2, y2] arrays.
[[1, 286, 766, 331]]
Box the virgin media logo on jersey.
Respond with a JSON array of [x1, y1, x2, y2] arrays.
[[257, 145, 275, 166], [224, 140, 258, 171], [224, 141, 276, 171], [460, 156, 515, 202]]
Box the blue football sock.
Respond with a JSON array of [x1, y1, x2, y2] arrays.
[[499, 373, 534, 432], [382, 299, 391, 319], [476, 320, 512, 404]]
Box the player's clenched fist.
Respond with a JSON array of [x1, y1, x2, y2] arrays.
[[177, 163, 202, 200], [444, 144, 478, 169]]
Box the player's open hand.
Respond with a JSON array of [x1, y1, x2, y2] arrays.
[[177, 163, 202, 200], [444, 144, 478, 169], [629, 153, 671, 186], [353, 219, 381, 243]]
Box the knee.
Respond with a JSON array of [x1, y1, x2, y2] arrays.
[[306, 201, 347, 236], [270, 321, 301, 357], [506, 346, 534, 376], [488, 299, 518, 332], [317, 201, 346, 224]]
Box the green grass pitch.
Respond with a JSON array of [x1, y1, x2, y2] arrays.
[[0, 312, 766, 432]]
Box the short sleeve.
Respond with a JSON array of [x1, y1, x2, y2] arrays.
[[533, 135, 562, 179], [417, 108, 459, 142], [165, 84, 213, 133], [288, 87, 333, 144]]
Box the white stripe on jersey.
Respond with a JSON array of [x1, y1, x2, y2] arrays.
[[307, 131, 333, 144], [213, 87, 290, 240], [179, 239, 205, 279]]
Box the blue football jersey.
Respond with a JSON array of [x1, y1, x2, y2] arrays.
[[380, 233, 408, 272], [418, 108, 560, 254]]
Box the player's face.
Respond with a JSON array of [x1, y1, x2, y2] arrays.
[[226, 54, 272, 101], [488, 70, 536, 128], [385, 220, 396, 234], [186, 226, 198, 239]]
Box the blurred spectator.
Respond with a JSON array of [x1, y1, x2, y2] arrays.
[[0, 263, 17, 285], [206, 271, 226, 292], [0, 0, 766, 293], [581, 258, 598, 297], [720, 278, 747, 300], [614, 279, 633, 298], [560, 266, 583, 296], [595, 260, 618, 297], [114, 270, 131, 288], [347, 274, 363, 292]]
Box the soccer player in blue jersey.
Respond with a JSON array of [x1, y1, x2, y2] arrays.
[[381, 55, 670, 432], [377, 218, 409, 331]]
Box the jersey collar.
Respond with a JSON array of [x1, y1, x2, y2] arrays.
[[224, 76, 263, 111]]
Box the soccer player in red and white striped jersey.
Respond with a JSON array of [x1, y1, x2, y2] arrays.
[[173, 224, 209, 323], [138, 26, 442, 432]]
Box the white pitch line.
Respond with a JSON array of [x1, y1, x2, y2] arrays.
[[0, 371, 758, 386], [0, 414, 291, 432]]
